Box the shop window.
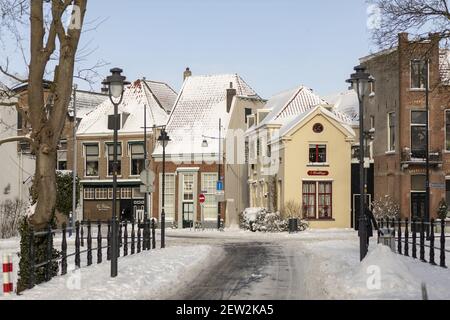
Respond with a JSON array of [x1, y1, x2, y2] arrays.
[[302, 181, 333, 219]]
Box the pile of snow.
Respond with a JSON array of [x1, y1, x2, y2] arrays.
[[4, 245, 214, 300], [344, 244, 421, 299], [240, 208, 308, 233]]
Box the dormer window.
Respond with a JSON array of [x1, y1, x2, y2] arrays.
[[107, 112, 130, 130]]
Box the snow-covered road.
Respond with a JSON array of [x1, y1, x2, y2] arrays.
[[2, 228, 450, 300], [164, 229, 450, 300]]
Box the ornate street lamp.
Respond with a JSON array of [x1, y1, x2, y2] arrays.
[[157, 127, 171, 248], [346, 65, 375, 261], [102, 68, 130, 277]]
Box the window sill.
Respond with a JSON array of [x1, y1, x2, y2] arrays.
[[408, 88, 428, 92], [305, 218, 335, 222], [307, 163, 329, 167], [385, 151, 396, 155], [84, 176, 100, 179]]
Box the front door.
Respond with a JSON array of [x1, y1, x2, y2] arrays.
[[411, 192, 426, 220], [183, 203, 194, 228]]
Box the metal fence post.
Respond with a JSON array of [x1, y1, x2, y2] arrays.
[[124, 223, 128, 257], [420, 219, 426, 262], [429, 219, 436, 265], [440, 219, 447, 268], [107, 220, 111, 261], [404, 218, 409, 257], [87, 220, 92, 266], [397, 218, 402, 254], [45, 224, 52, 282], [61, 223, 67, 276], [412, 218, 417, 259], [131, 221, 135, 255], [137, 220, 141, 253], [75, 221, 80, 268], [97, 220, 102, 264], [119, 222, 123, 249], [28, 226, 35, 289], [80, 223, 84, 247], [152, 219, 156, 249]]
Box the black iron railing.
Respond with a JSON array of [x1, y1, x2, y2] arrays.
[[377, 217, 449, 268], [27, 218, 157, 290]]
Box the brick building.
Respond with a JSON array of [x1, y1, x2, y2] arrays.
[[360, 33, 450, 220], [76, 79, 177, 221], [151, 72, 265, 228]]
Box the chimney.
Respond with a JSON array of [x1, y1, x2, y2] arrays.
[[183, 67, 192, 81], [226, 82, 237, 113]]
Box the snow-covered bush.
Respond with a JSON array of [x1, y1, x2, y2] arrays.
[[371, 195, 400, 220], [437, 199, 449, 220], [0, 199, 27, 239], [240, 208, 308, 233]]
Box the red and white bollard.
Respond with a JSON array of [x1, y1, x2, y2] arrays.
[[2, 254, 13, 295]]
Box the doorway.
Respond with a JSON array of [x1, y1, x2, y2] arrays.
[[411, 192, 426, 220], [352, 194, 372, 230], [183, 203, 194, 228]]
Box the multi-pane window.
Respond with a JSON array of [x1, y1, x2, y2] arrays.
[[85, 144, 99, 176], [160, 174, 175, 221], [387, 112, 396, 152], [202, 173, 218, 221], [121, 187, 132, 199], [411, 111, 427, 158], [411, 60, 427, 89], [302, 181, 333, 219], [130, 143, 145, 176], [57, 140, 68, 170], [83, 188, 95, 200], [244, 108, 252, 123], [318, 182, 332, 219], [107, 143, 122, 176], [302, 182, 316, 219], [446, 111, 450, 151], [95, 188, 108, 200], [183, 174, 194, 201], [309, 145, 327, 163]]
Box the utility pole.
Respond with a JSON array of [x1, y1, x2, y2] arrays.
[[72, 85, 78, 236]]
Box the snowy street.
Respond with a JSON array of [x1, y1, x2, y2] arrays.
[[164, 229, 450, 300], [2, 229, 450, 300]]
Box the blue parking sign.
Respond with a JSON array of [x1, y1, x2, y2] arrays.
[[216, 180, 223, 191]]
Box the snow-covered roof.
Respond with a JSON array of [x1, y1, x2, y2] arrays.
[[153, 73, 260, 156], [77, 79, 173, 136], [270, 105, 356, 143], [143, 80, 177, 113], [69, 90, 108, 119], [324, 90, 359, 125], [248, 85, 353, 133]]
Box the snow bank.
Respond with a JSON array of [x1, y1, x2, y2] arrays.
[[5, 245, 214, 300], [344, 244, 421, 299]]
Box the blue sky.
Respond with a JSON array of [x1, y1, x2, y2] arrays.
[[5, 0, 376, 98]]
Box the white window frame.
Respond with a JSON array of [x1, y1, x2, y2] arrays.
[[159, 173, 175, 222], [105, 141, 123, 178], [201, 172, 218, 221], [83, 187, 95, 200], [128, 141, 145, 177], [410, 109, 428, 155], [445, 110, 450, 152], [387, 112, 396, 152], [84, 143, 100, 178], [410, 59, 430, 90]]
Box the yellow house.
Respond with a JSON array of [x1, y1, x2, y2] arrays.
[[247, 86, 355, 229]]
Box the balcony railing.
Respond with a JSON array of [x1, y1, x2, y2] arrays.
[[401, 148, 442, 165]]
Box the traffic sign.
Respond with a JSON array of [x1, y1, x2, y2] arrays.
[[140, 169, 155, 186], [140, 184, 154, 193], [216, 180, 223, 191], [199, 194, 206, 204]]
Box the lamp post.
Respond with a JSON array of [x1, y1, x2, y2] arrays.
[[424, 59, 430, 224], [347, 65, 374, 261], [102, 68, 130, 277], [157, 127, 170, 248], [202, 118, 223, 230]]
